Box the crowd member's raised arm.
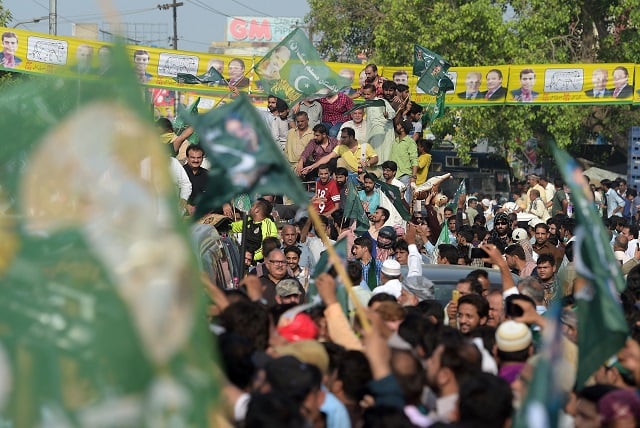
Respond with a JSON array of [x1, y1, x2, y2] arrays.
[[480, 243, 518, 296], [316, 273, 363, 351], [362, 309, 405, 409]]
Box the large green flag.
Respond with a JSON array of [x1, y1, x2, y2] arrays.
[[182, 94, 309, 216], [376, 180, 411, 221], [0, 43, 217, 425], [550, 141, 628, 387], [253, 28, 352, 106], [342, 180, 370, 234]]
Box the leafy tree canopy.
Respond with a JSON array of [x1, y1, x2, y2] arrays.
[[306, 0, 640, 163]]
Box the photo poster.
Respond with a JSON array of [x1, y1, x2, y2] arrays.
[[505, 64, 636, 104], [2, 28, 640, 114]]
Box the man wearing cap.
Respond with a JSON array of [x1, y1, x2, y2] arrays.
[[275, 279, 303, 305], [488, 212, 512, 253], [371, 259, 405, 298], [374, 225, 397, 262], [526, 174, 548, 206], [495, 320, 533, 384]]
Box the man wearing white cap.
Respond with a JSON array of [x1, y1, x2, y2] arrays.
[[371, 259, 404, 298], [495, 320, 533, 384]]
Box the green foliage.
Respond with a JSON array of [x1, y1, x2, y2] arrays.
[[0, 1, 11, 27], [306, 0, 640, 165]]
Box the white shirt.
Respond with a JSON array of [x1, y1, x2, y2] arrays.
[[339, 119, 366, 143], [169, 157, 192, 201], [372, 278, 403, 298]]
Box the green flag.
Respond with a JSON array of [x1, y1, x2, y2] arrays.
[[174, 66, 227, 85], [0, 43, 216, 426], [550, 141, 628, 387], [413, 45, 451, 77], [174, 97, 200, 144], [253, 28, 352, 106], [312, 238, 348, 278], [435, 222, 451, 246], [182, 94, 308, 216], [344, 99, 387, 116], [342, 180, 370, 234], [447, 179, 467, 211], [376, 180, 411, 221], [514, 301, 567, 428]]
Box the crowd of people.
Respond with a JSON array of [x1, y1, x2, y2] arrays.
[[156, 64, 640, 427]]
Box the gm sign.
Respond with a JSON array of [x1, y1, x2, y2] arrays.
[[226, 17, 300, 43]]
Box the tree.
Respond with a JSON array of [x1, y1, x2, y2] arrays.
[[306, 0, 640, 164]]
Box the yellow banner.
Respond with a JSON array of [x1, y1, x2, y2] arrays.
[[505, 64, 636, 104], [1, 28, 639, 109]]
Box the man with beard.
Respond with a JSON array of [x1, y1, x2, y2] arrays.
[[425, 334, 483, 423], [487, 212, 512, 253], [380, 160, 405, 193], [358, 173, 380, 215], [456, 294, 489, 335], [368, 207, 390, 241], [312, 164, 341, 218]]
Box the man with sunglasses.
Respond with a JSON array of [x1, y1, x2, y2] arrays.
[[488, 212, 513, 253], [260, 249, 303, 307]]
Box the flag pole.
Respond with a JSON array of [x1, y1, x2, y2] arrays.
[[212, 68, 254, 109], [306, 205, 371, 332]]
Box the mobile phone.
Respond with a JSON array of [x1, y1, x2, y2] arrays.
[[470, 247, 489, 259], [452, 289, 460, 303]]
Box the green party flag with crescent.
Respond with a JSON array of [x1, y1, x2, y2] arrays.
[[182, 94, 309, 217], [550, 141, 627, 387], [0, 42, 218, 426], [254, 28, 352, 106]]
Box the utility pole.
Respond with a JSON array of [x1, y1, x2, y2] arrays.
[[157, 1, 183, 50], [49, 0, 57, 35]]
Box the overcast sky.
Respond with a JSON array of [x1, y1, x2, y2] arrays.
[[6, 0, 310, 52]]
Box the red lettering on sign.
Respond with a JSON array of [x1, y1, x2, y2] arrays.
[[229, 18, 272, 41]]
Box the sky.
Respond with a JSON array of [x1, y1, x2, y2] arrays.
[[5, 0, 311, 53]]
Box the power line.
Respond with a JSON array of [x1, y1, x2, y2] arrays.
[[228, 0, 272, 17], [184, 0, 231, 18]]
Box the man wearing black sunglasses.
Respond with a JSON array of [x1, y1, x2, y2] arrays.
[[488, 212, 512, 253]]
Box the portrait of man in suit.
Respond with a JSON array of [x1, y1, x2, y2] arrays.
[[457, 71, 482, 100], [611, 66, 633, 99], [511, 68, 538, 102], [585, 68, 611, 98], [481, 69, 507, 100], [0, 31, 21, 69], [74, 44, 96, 74]]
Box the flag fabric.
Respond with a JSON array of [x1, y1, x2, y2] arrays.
[[514, 300, 568, 428], [412, 45, 451, 77], [550, 141, 628, 387], [174, 66, 227, 85], [376, 180, 411, 221], [447, 179, 467, 211], [342, 180, 370, 234], [0, 43, 216, 425], [435, 222, 451, 246], [253, 28, 352, 106], [174, 97, 200, 144], [344, 99, 387, 115], [182, 93, 309, 216]]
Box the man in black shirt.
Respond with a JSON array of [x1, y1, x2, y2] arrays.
[[184, 144, 208, 216]]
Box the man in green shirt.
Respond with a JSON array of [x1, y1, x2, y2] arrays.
[[390, 120, 418, 203]]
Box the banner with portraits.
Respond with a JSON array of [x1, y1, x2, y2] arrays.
[[1, 27, 640, 111]]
